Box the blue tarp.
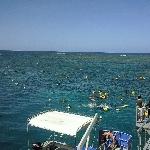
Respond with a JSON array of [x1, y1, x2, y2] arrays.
[[115, 132, 132, 148]]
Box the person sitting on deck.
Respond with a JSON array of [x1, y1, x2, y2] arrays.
[[146, 99, 150, 118], [103, 130, 116, 149]]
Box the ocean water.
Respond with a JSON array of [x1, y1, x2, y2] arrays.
[[0, 51, 150, 150]]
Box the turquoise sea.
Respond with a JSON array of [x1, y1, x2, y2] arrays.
[[0, 51, 150, 150]]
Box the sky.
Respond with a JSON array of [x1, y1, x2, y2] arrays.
[[0, 0, 150, 53]]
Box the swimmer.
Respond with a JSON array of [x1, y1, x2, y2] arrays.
[[66, 104, 71, 110]]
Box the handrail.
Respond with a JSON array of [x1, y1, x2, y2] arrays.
[[77, 113, 99, 150]]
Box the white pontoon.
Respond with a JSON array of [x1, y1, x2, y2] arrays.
[[27, 111, 98, 150]]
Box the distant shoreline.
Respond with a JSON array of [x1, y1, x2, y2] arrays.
[[0, 49, 149, 54]]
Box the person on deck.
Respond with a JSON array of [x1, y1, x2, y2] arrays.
[[32, 142, 42, 150], [146, 99, 150, 118], [136, 95, 143, 108], [103, 130, 116, 149], [136, 95, 144, 122]]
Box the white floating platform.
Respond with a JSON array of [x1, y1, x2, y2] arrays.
[[28, 111, 93, 136]]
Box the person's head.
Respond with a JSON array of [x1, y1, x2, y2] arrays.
[[138, 95, 142, 99], [37, 142, 41, 147]]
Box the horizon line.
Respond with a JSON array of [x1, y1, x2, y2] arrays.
[[0, 49, 150, 54]]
